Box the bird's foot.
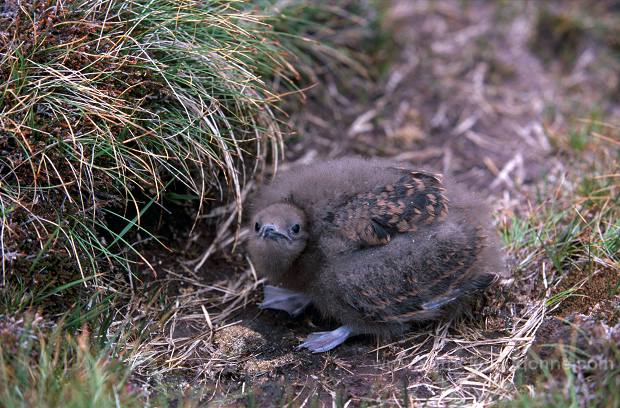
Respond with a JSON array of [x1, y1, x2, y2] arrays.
[[259, 285, 311, 317], [297, 326, 353, 353]]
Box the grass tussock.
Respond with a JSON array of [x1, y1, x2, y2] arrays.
[[0, 0, 300, 283]]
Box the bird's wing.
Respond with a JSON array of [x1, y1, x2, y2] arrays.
[[327, 169, 448, 247], [341, 224, 493, 324]]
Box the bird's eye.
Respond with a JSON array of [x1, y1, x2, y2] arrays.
[[291, 224, 301, 234], [254, 222, 261, 232]]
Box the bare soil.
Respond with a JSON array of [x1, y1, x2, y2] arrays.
[[555, 268, 620, 318]]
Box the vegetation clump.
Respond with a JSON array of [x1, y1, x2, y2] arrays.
[[0, 0, 299, 282]]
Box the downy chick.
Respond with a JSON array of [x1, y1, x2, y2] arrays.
[[247, 157, 506, 352]]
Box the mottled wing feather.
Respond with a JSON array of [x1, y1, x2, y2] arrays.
[[328, 170, 449, 247], [343, 224, 491, 324]]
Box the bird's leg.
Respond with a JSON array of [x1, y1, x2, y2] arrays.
[[259, 285, 311, 317], [297, 326, 354, 353]]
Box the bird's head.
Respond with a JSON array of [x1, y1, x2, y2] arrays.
[[247, 203, 308, 279]]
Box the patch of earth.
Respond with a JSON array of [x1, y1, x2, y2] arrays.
[[554, 267, 620, 318]]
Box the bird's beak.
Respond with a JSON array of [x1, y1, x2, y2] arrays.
[[258, 224, 291, 241]]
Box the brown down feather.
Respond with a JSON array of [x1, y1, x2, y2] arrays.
[[247, 157, 507, 337]]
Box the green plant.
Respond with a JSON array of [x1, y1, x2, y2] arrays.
[[0, 0, 301, 284]]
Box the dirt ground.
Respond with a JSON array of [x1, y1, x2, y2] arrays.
[[128, 1, 620, 406]]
